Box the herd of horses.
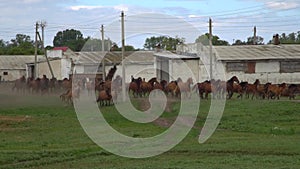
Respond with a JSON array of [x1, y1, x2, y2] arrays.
[[11, 74, 300, 106]]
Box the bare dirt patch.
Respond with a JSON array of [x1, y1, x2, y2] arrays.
[[138, 97, 177, 128], [0, 115, 30, 122], [0, 115, 31, 131]]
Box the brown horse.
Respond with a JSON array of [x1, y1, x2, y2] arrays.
[[281, 84, 298, 100], [243, 79, 260, 99], [28, 78, 41, 94], [140, 77, 158, 97], [267, 83, 287, 100], [128, 76, 142, 97], [40, 75, 49, 95], [97, 89, 112, 106], [177, 77, 194, 99], [165, 80, 178, 97], [12, 76, 27, 94], [194, 80, 210, 99], [226, 76, 240, 99]]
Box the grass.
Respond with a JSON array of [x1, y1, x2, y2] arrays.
[[0, 89, 300, 168]]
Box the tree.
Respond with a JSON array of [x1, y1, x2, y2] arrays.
[[246, 36, 264, 45], [110, 43, 136, 51], [267, 31, 300, 44], [53, 29, 86, 52], [143, 36, 184, 51], [81, 38, 113, 51], [195, 33, 229, 46], [232, 39, 247, 45]]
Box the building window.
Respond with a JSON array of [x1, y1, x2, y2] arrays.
[[280, 61, 300, 73], [226, 62, 246, 72], [246, 62, 256, 74], [226, 62, 256, 73], [3, 72, 8, 75]]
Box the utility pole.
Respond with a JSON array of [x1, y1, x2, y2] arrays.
[[34, 22, 39, 79], [209, 18, 213, 80], [121, 11, 126, 102], [40, 22, 54, 79], [253, 26, 257, 45], [101, 25, 105, 81]]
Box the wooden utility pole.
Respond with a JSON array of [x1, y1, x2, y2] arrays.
[[209, 18, 213, 79], [101, 25, 106, 81], [121, 11, 126, 102], [34, 22, 39, 78], [40, 22, 54, 79], [253, 26, 257, 45]]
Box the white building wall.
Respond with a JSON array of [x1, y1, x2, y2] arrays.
[[256, 61, 280, 73], [47, 50, 63, 58], [61, 58, 72, 79], [171, 60, 199, 82], [74, 65, 84, 74], [0, 70, 25, 81]]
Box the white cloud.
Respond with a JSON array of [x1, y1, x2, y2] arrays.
[[113, 4, 129, 12], [69, 4, 129, 12], [265, 1, 300, 10], [22, 0, 42, 3], [188, 14, 203, 18], [69, 5, 104, 11]]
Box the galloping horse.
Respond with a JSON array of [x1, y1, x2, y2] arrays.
[[267, 83, 287, 100], [128, 76, 142, 97], [12, 75, 27, 94], [140, 77, 159, 97], [245, 79, 260, 99], [177, 77, 194, 99], [40, 75, 49, 95], [226, 76, 240, 99]]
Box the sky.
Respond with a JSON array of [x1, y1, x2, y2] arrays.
[[0, 0, 300, 49]]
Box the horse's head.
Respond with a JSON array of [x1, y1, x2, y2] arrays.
[[279, 83, 286, 88], [177, 77, 182, 83], [254, 79, 260, 85], [231, 76, 239, 83], [187, 78, 193, 85]]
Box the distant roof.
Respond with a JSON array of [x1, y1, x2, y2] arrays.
[[73, 51, 154, 65], [213, 45, 300, 61], [182, 44, 300, 61], [154, 51, 199, 59], [53, 47, 69, 52], [0, 55, 43, 69]]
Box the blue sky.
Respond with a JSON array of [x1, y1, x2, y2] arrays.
[[0, 0, 300, 48]]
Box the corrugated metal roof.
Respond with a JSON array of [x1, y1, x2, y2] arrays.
[[154, 51, 199, 59], [73, 51, 154, 65], [0, 55, 43, 70], [211, 45, 300, 61]]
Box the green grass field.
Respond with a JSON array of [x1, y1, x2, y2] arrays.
[[0, 87, 300, 168]]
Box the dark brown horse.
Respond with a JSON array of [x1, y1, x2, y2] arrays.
[[281, 84, 298, 100], [177, 77, 194, 99], [97, 89, 112, 106], [245, 79, 260, 99], [128, 76, 142, 97], [226, 76, 240, 99], [40, 75, 49, 95], [267, 83, 287, 100], [12, 75, 27, 94]]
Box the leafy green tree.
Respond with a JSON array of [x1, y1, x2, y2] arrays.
[[81, 38, 113, 51], [144, 36, 184, 51], [246, 36, 264, 45], [232, 39, 247, 45], [195, 33, 229, 46], [110, 43, 136, 51], [268, 31, 300, 44], [53, 29, 86, 52]]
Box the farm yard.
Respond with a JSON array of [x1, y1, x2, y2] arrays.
[[1, 79, 300, 169]]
